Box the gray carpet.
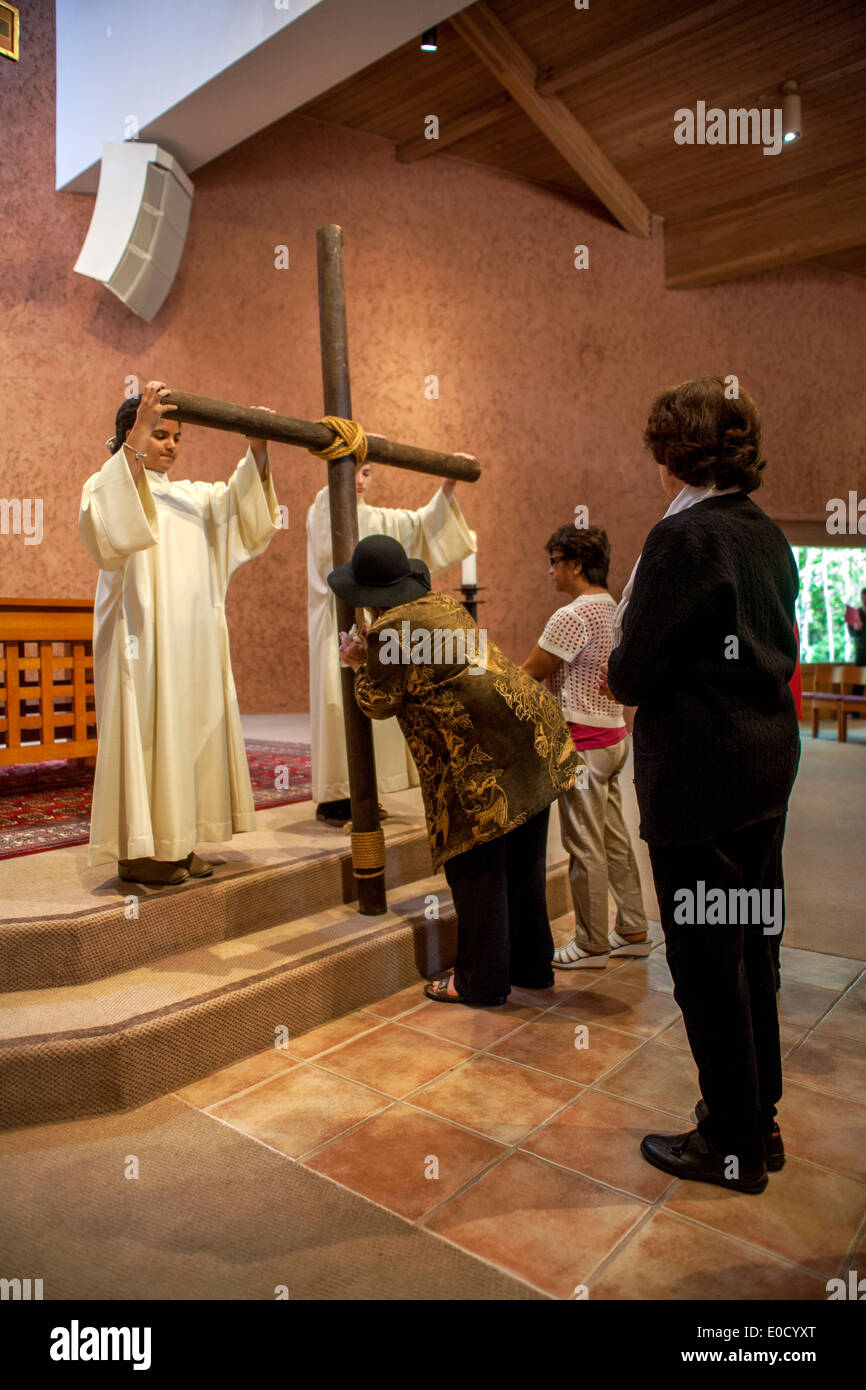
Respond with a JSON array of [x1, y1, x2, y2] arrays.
[[0, 1095, 545, 1301], [783, 730, 866, 959]]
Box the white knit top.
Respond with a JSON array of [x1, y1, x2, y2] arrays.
[[538, 593, 625, 727]]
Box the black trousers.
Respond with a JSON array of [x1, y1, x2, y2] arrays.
[[648, 814, 787, 1167], [443, 806, 553, 1003]]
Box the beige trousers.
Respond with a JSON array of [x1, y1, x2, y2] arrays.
[[557, 739, 648, 953]]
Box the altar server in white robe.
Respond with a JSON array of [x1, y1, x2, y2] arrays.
[[79, 381, 282, 886], [307, 459, 475, 822]]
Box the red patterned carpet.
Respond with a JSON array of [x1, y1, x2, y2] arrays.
[[0, 741, 312, 860]]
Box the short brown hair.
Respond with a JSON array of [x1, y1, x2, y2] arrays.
[[644, 376, 766, 493], [545, 524, 611, 586]]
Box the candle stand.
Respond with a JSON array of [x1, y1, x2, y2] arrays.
[[458, 585, 486, 624]]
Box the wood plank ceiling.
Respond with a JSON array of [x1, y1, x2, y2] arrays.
[[299, 0, 866, 287]]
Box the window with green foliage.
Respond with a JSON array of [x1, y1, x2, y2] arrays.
[[795, 548, 866, 663]]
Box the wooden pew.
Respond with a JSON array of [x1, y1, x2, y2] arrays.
[[800, 663, 830, 722], [0, 598, 97, 766], [802, 663, 866, 741], [838, 665, 866, 742]]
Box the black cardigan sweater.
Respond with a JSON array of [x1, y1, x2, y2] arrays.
[[607, 493, 801, 846]]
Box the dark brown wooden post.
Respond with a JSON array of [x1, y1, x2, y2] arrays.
[[316, 224, 387, 914]]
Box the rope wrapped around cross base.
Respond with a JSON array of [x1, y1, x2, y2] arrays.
[[311, 416, 368, 465], [350, 829, 386, 880]]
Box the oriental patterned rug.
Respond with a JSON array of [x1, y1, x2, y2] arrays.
[[0, 740, 312, 861]]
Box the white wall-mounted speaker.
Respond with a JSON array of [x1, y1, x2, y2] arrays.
[[74, 141, 194, 322]]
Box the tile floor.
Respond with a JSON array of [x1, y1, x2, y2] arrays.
[[175, 932, 866, 1301]]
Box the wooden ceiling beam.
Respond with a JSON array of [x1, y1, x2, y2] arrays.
[[663, 160, 866, 288], [395, 92, 512, 162], [536, 0, 747, 97], [449, 2, 651, 237]]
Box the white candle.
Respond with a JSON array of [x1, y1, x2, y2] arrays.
[[462, 533, 478, 587]]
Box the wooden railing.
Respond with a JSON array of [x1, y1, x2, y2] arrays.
[[0, 599, 97, 766]]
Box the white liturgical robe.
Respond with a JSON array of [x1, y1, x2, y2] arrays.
[[306, 484, 475, 803], [79, 447, 281, 866]]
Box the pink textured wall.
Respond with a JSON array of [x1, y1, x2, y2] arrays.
[[3, 0, 865, 711]]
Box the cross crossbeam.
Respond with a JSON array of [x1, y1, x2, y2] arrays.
[[162, 395, 481, 483]]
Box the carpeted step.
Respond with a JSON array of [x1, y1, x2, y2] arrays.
[[0, 823, 437, 991], [0, 861, 571, 1130]]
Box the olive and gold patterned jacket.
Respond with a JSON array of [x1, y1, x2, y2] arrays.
[[354, 593, 582, 870]]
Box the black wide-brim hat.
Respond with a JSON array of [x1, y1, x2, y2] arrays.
[[327, 534, 431, 608]]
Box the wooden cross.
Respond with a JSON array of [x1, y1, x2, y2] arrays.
[[163, 225, 481, 914]]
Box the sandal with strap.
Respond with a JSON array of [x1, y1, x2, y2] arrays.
[[553, 939, 610, 969], [424, 974, 507, 1008], [609, 928, 652, 957]]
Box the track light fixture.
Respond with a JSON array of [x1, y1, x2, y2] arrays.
[[420, 27, 437, 52]]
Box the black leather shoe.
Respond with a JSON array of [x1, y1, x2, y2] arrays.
[[694, 1098, 785, 1170], [640, 1128, 768, 1193], [316, 799, 351, 825], [511, 976, 555, 990]]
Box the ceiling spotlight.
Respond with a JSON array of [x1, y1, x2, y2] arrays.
[[781, 80, 802, 143], [420, 27, 438, 52]]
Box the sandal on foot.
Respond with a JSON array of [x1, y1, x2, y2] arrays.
[[424, 974, 507, 1007], [553, 940, 610, 969], [609, 928, 652, 957]]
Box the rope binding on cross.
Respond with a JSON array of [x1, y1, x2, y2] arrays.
[[350, 829, 386, 876], [312, 416, 368, 465]]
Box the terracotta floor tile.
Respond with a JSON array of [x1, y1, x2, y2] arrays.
[[285, 1011, 384, 1059], [784, 1029, 866, 1101], [778, 1081, 866, 1182], [598, 1041, 700, 1120], [553, 977, 682, 1039], [585, 964, 673, 1001], [777, 979, 842, 1030], [316, 1022, 473, 1098], [663, 1156, 866, 1277], [617, 952, 675, 996], [590, 1209, 826, 1301], [411, 1053, 581, 1144], [423, 1149, 646, 1297], [656, 1016, 806, 1060], [175, 1048, 297, 1109], [656, 1015, 691, 1053], [522, 1091, 680, 1201], [779, 1023, 812, 1059], [207, 1064, 388, 1157], [304, 1104, 504, 1219], [779, 948, 864, 994], [550, 957, 635, 990], [507, 978, 582, 1009], [399, 998, 540, 1049], [816, 991, 866, 1045], [362, 981, 429, 1019], [489, 1012, 640, 1085]]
